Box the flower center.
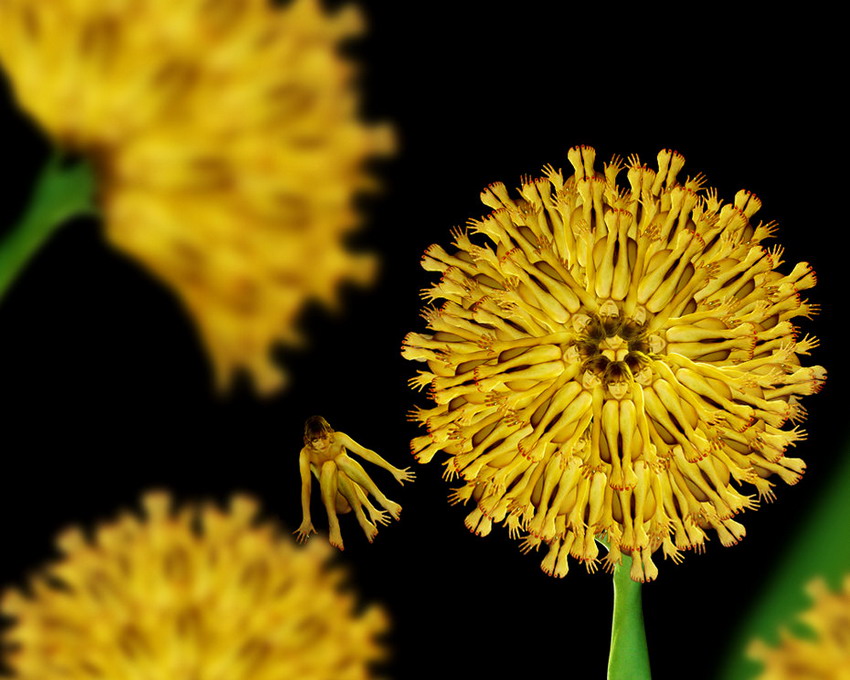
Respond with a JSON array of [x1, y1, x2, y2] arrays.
[[571, 302, 656, 383]]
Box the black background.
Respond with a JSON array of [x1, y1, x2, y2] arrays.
[[0, 3, 843, 679]]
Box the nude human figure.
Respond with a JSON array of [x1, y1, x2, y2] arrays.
[[601, 361, 640, 490], [294, 416, 415, 550]]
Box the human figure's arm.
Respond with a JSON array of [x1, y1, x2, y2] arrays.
[[337, 432, 415, 485], [293, 448, 316, 541]]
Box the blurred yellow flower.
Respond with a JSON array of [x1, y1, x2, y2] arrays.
[[749, 577, 850, 679], [0, 0, 392, 393], [403, 146, 824, 582], [0, 492, 389, 679]]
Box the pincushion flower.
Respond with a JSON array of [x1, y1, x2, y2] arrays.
[[749, 577, 850, 679], [0, 492, 389, 679], [0, 0, 392, 393], [403, 146, 824, 582]]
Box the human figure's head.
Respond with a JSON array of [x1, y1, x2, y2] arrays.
[[598, 299, 620, 322], [571, 313, 592, 334], [646, 333, 666, 355], [582, 315, 605, 344], [620, 319, 647, 346], [566, 339, 596, 364], [628, 305, 647, 326], [603, 361, 634, 400], [581, 355, 610, 389], [304, 415, 334, 450], [626, 352, 653, 386]]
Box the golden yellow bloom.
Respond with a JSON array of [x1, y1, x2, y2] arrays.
[[0, 0, 392, 393], [403, 146, 825, 582], [749, 577, 850, 679], [0, 492, 388, 679]]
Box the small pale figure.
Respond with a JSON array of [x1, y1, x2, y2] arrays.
[[295, 416, 415, 550]]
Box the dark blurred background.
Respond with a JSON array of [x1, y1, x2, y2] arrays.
[[0, 3, 842, 678]]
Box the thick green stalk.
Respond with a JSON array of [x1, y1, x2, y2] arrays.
[[608, 554, 652, 680], [0, 154, 97, 302]]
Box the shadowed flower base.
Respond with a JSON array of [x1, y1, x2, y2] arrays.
[[404, 146, 825, 582], [0, 492, 388, 679]]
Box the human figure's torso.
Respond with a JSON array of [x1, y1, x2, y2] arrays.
[[305, 433, 349, 479]]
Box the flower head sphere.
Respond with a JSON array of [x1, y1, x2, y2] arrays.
[[0, 0, 393, 393], [403, 146, 825, 582], [749, 577, 850, 679], [0, 492, 389, 679]]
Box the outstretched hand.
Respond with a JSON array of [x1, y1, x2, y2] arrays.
[[392, 466, 416, 485], [293, 521, 316, 543]]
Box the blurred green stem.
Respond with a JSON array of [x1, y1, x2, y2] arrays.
[[608, 554, 652, 679], [0, 154, 97, 303]]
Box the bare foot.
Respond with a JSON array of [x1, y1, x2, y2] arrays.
[[329, 527, 344, 551], [609, 467, 624, 490], [359, 521, 379, 543]]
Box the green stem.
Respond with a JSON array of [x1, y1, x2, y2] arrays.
[[0, 153, 97, 302], [608, 554, 652, 680]]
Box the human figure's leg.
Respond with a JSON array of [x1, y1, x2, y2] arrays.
[[618, 400, 639, 489], [352, 483, 390, 526], [337, 473, 378, 543], [603, 400, 625, 489], [336, 454, 402, 519], [320, 461, 344, 550]]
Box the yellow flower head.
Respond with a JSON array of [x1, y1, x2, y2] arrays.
[[0, 492, 389, 679], [403, 146, 825, 582], [0, 0, 393, 393], [749, 577, 850, 679]]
